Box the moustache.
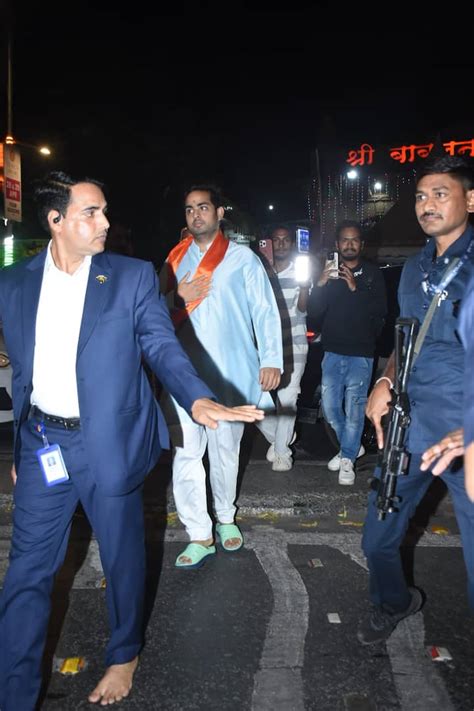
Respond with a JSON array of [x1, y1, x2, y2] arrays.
[[420, 212, 442, 220]]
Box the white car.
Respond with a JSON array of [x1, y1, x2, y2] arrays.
[[0, 328, 13, 424]]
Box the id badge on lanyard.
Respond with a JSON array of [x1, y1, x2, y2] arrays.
[[35, 422, 70, 486]]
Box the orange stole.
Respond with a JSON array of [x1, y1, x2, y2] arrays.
[[166, 231, 229, 327]]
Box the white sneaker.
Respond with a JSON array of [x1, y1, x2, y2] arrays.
[[266, 444, 276, 463], [272, 454, 293, 471], [266, 433, 297, 464], [338, 458, 355, 485], [327, 444, 365, 471]]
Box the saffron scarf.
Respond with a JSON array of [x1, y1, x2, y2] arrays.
[[165, 231, 229, 327]]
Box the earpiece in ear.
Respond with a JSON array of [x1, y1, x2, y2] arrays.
[[53, 215, 61, 224]]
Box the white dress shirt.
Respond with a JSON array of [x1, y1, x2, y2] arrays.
[[31, 242, 91, 417]]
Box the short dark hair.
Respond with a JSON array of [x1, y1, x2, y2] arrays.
[[33, 170, 104, 232], [416, 155, 474, 192], [271, 224, 294, 240], [183, 184, 223, 209], [335, 220, 362, 242]]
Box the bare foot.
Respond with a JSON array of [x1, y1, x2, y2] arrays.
[[177, 538, 213, 565], [88, 656, 138, 705], [222, 537, 241, 550]]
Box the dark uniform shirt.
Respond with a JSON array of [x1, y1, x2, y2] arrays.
[[399, 225, 474, 452], [460, 272, 474, 447]]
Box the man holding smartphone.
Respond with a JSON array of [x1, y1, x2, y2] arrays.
[[308, 221, 387, 484]]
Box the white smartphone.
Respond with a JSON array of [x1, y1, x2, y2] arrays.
[[326, 251, 339, 279]]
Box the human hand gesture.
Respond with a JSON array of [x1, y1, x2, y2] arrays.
[[191, 398, 264, 429], [177, 272, 211, 305], [420, 428, 464, 476]]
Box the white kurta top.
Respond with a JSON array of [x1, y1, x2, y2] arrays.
[[166, 239, 283, 421]]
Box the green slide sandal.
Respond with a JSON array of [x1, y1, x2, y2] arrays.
[[175, 543, 216, 569], [216, 523, 244, 553]]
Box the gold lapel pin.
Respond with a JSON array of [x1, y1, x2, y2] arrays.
[[96, 275, 108, 284]]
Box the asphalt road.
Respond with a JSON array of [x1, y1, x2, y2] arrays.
[[0, 424, 473, 710]]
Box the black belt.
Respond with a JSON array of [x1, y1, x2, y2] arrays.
[[30, 406, 81, 430]]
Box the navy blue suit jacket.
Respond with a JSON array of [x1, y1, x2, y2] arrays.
[[0, 249, 214, 495]]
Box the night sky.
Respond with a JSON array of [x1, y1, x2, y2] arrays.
[[3, 4, 474, 263]]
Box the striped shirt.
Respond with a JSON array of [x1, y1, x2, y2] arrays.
[[271, 261, 309, 373]]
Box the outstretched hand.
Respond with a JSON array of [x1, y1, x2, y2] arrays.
[[420, 428, 464, 476], [191, 398, 265, 430]]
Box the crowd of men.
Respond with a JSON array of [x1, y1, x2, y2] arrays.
[[0, 154, 473, 707]]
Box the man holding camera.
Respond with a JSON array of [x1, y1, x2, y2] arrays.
[[308, 220, 387, 485]]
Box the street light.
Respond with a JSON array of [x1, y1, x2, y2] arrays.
[[5, 135, 52, 157]]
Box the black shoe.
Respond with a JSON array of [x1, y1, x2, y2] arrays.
[[357, 587, 423, 645]]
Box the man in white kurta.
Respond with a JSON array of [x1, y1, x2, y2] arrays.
[[162, 186, 283, 568]]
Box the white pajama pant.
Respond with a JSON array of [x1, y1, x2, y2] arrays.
[[257, 359, 306, 457], [171, 419, 245, 541]]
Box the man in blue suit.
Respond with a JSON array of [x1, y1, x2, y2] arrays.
[[0, 171, 264, 709]]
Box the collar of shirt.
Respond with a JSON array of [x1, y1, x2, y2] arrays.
[[190, 236, 216, 260], [44, 240, 92, 277], [419, 225, 474, 297], [274, 260, 295, 277], [420, 225, 474, 272]]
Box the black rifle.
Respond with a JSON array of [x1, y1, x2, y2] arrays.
[[376, 317, 420, 520]]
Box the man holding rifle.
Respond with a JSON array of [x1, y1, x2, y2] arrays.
[[358, 156, 474, 645]]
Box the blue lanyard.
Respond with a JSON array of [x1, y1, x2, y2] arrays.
[[36, 422, 50, 448], [421, 238, 474, 298]]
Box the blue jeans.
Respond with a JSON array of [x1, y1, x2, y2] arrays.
[[362, 454, 474, 612], [321, 352, 373, 461]]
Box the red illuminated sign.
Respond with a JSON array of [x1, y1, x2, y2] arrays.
[[346, 138, 474, 167]]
